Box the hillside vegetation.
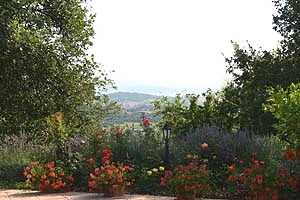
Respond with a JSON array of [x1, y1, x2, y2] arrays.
[[103, 92, 163, 125]]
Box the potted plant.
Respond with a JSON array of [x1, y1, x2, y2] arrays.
[[87, 149, 134, 197], [23, 161, 74, 192], [160, 157, 211, 200]]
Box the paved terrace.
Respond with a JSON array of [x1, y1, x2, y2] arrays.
[[0, 190, 223, 200]]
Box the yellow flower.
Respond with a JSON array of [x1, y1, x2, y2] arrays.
[[193, 154, 199, 159], [212, 155, 217, 160], [201, 142, 208, 149], [147, 170, 152, 176], [152, 168, 158, 173], [159, 166, 164, 171]]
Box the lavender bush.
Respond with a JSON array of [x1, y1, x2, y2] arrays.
[[0, 134, 53, 187]]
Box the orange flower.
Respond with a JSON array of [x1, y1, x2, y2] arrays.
[[201, 143, 208, 149], [228, 165, 235, 172], [186, 154, 192, 160], [55, 115, 62, 123], [97, 135, 103, 140]]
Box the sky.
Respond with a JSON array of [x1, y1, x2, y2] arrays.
[[89, 0, 282, 96]]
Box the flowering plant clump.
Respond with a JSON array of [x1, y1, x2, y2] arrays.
[[88, 149, 134, 194], [160, 155, 211, 199], [23, 161, 74, 192], [146, 166, 165, 176], [226, 151, 299, 199]]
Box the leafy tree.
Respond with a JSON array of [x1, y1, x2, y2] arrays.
[[153, 94, 203, 136], [224, 42, 279, 135], [264, 82, 300, 147], [221, 0, 300, 135], [153, 90, 240, 136], [0, 0, 115, 138], [201, 84, 240, 133], [273, 0, 300, 56]]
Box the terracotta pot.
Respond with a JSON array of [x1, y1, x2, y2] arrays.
[[255, 188, 279, 200], [175, 187, 196, 200], [102, 185, 125, 197]]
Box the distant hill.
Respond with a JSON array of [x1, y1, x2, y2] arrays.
[[108, 92, 161, 103], [104, 92, 164, 125]]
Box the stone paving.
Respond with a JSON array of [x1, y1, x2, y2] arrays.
[[0, 190, 223, 200], [0, 190, 173, 200]]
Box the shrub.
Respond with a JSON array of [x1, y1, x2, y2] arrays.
[[0, 134, 52, 188]]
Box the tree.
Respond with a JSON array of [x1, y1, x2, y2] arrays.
[[153, 94, 204, 136], [221, 0, 300, 135], [201, 84, 240, 133], [0, 0, 115, 137], [224, 42, 279, 135], [273, 0, 300, 56], [264, 82, 300, 147]]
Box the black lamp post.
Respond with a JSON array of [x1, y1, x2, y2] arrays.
[[163, 123, 171, 169]]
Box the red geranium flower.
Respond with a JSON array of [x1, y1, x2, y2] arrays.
[[87, 157, 94, 164], [143, 118, 150, 126]]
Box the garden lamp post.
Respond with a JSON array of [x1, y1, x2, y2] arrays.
[[163, 123, 171, 169]]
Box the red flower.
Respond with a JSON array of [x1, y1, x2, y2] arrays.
[[40, 173, 47, 181], [227, 175, 236, 182], [284, 149, 297, 161], [143, 118, 150, 126], [67, 176, 74, 182], [88, 180, 96, 189], [239, 174, 247, 182], [49, 171, 56, 178], [116, 129, 122, 136], [59, 171, 65, 177], [256, 174, 263, 185], [87, 157, 94, 164], [31, 161, 39, 166]]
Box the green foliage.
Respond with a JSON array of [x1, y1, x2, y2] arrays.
[[201, 86, 240, 132], [219, 0, 300, 136], [224, 42, 282, 135], [153, 94, 204, 136], [132, 166, 166, 195], [0, 0, 115, 138], [273, 0, 300, 56], [264, 82, 300, 147]]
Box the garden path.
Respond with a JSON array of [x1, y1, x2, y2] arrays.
[[0, 190, 223, 200]]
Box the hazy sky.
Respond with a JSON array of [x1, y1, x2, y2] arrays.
[[89, 0, 282, 95]]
